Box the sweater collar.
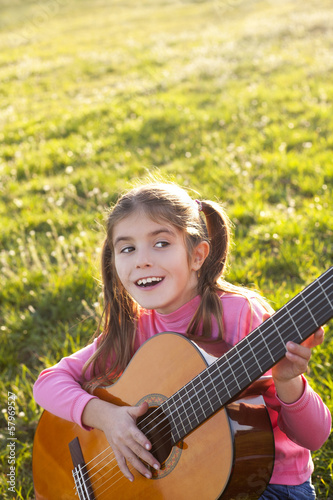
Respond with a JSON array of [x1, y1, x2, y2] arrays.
[[152, 295, 201, 332]]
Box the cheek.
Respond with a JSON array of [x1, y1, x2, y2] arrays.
[[113, 257, 125, 282], [172, 258, 193, 282]]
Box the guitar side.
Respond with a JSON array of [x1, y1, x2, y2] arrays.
[[33, 333, 274, 499]]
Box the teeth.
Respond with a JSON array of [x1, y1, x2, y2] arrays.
[[137, 277, 163, 286]]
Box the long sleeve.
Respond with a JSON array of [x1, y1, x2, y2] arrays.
[[33, 339, 99, 428], [276, 375, 331, 451]]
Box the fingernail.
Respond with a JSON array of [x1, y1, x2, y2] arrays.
[[153, 463, 160, 470], [145, 473, 151, 479]]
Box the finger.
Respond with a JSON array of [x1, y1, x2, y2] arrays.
[[129, 437, 160, 470], [129, 403, 153, 450], [284, 353, 309, 377], [312, 327, 325, 344], [123, 447, 158, 479], [135, 401, 149, 417], [114, 442, 157, 481], [285, 343, 311, 375], [286, 342, 311, 361], [127, 453, 152, 479], [113, 450, 134, 482], [130, 402, 149, 424], [301, 327, 325, 348]]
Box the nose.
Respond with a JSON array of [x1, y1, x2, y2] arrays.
[[135, 247, 152, 269]]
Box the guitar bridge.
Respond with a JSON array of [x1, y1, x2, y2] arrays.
[[69, 437, 96, 499]]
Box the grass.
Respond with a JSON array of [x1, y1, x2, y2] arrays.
[[0, 0, 332, 497]]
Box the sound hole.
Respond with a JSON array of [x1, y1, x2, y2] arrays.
[[137, 406, 172, 464]]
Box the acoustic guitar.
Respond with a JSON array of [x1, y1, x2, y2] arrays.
[[33, 267, 333, 499]]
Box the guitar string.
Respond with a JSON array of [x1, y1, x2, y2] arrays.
[[78, 460, 147, 499], [74, 273, 332, 491], [95, 467, 130, 499], [76, 457, 123, 498], [77, 449, 115, 485], [74, 273, 332, 494]]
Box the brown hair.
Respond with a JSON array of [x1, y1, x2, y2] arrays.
[[83, 182, 248, 389]]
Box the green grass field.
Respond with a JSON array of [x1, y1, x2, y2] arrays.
[[0, 0, 332, 498]]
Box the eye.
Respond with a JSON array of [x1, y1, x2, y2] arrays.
[[120, 246, 135, 254], [155, 241, 169, 248]]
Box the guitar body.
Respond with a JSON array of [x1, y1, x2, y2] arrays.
[[33, 333, 274, 500]]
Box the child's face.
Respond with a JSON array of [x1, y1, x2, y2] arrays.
[[113, 211, 207, 314]]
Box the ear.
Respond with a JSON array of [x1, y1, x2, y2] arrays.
[[191, 240, 210, 271]]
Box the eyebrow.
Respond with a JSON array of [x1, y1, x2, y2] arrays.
[[113, 228, 176, 247]]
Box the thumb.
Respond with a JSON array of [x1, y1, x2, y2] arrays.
[[130, 401, 149, 420]]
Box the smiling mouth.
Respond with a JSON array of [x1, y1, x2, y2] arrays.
[[136, 277, 164, 288]]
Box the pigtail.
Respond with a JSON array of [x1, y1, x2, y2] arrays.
[[200, 200, 230, 283], [187, 200, 230, 340]]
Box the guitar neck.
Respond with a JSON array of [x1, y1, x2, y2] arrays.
[[164, 267, 333, 444]]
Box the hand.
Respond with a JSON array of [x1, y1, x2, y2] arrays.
[[82, 399, 160, 482], [105, 401, 161, 481], [272, 328, 324, 403]]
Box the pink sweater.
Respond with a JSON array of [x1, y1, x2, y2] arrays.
[[33, 293, 331, 486]]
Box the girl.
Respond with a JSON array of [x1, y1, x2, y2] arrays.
[[34, 182, 331, 499]]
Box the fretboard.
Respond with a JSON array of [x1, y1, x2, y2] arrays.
[[164, 267, 333, 444]]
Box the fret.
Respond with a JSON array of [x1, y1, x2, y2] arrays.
[[284, 304, 303, 341], [316, 279, 333, 323], [202, 362, 228, 408], [195, 377, 215, 414], [230, 362, 251, 391], [245, 328, 272, 374], [185, 381, 201, 427], [237, 347, 251, 381], [239, 336, 263, 379], [178, 386, 194, 420], [213, 350, 252, 404], [208, 369, 224, 410], [248, 328, 272, 376], [172, 392, 189, 436], [202, 369, 224, 413], [258, 328, 275, 364], [177, 387, 195, 436], [192, 386, 208, 424], [221, 355, 239, 395], [313, 293, 333, 322], [167, 383, 206, 442], [166, 395, 186, 443], [265, 326, 290, 363], [165, 403, 181, 443], [206, 362, 230, 404], [300, 293, 318, 326], [318, 279, 333, 306], [270, 310, 295, 345], [290, 304, 316, 338]]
